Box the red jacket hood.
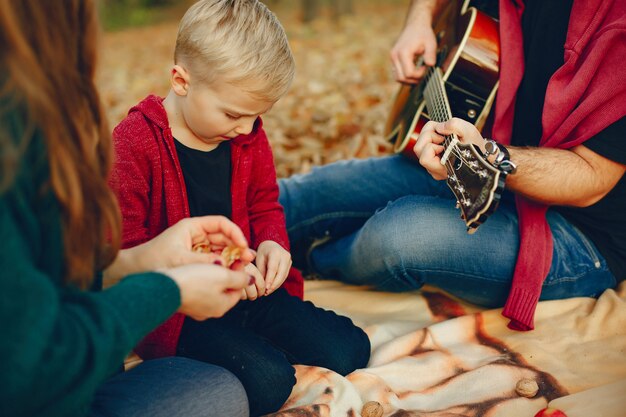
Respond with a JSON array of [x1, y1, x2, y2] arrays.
[[129, 94, 259, 146]]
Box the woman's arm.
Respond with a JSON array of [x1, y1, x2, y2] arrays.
[[104, 216, 255, 287], [0, 194, 181, 416]]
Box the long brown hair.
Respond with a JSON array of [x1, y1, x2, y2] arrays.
[[0, 0, 121, 288]]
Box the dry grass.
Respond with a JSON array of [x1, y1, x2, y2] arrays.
[[98, 1, 407, 177]]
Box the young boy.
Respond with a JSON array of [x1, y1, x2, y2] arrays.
[[110, 1, 370, 415]]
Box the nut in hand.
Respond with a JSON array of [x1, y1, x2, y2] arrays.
[[220, 246, 242, 268], [191, 243, 242, 269], [516, 378, 539, 398], [192, 241, 211, 253]]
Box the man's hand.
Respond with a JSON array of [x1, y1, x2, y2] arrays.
[[413, 118, 486, 180], [390, 22, 437, 83], [416, 118, 626, 207], [390, 0, 438, 83]]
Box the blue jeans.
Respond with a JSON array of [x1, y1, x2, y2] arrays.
[[177, 288, 370, 417], [90, 357, 248, 417], [278, 155, 617, 308]]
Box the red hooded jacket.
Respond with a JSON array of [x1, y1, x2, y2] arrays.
[[494, 0, 626, 330], [111, 95, 304, 359]]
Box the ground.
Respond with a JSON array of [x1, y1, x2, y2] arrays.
[[97, 1, 408, 178]]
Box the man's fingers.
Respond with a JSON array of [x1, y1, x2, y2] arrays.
[[419, 143, 448, 180], [435, 118, 471, 137], [413, 122, 444, 158], [423, 38, 437, 66], [391, 59, 405, 82]]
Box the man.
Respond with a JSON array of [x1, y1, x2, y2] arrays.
[[278, 0, 625, 330]]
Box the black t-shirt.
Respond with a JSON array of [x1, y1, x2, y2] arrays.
[[469, 0, 499, 19], [510, 0, 626, 281], [174, 139, 232, 218]]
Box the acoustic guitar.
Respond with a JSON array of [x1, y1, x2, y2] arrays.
[[422, 66, 505, 233], [385, 4, 503, 233]]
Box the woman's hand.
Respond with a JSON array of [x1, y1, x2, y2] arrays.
[[256, 240, 292, 296], [104, 216, 255, 286], [143, 216, 255, 268], [240, 263, 266, 301], [163, 264, 251, 321], [413, 118, 485, 180]]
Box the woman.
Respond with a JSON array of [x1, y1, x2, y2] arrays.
[[0, 1, 254, 416]]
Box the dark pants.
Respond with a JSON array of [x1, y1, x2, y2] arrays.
[[177, 288, 371, 416]]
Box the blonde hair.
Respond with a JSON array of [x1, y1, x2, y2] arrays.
[[175, 0, 295, 102]]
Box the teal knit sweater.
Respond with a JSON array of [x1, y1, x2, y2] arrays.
[[0, 112, 181, 416]]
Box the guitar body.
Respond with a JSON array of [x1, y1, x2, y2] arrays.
[[385, 6, 500, 160]]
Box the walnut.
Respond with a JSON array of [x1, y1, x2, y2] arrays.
[[192, 241, 211, 253], [220, 245, 242, 268], [361, 401, 383, 417], [191, 243, 242, 268], [516, 378, 539, 398]]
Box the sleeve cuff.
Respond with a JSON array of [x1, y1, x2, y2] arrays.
[[502, 287, 540, 331], [99, 272, 181, 345]]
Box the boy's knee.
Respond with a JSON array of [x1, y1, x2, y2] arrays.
[[321, 327, 371, 375]]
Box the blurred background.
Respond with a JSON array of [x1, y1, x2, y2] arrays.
[[98, 0, 409, 177]]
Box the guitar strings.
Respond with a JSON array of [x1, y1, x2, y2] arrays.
[[424, 72, 482, 213], [423, 69, 478, 175], [429, 73, 479, 174]]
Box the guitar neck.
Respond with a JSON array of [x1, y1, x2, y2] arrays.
[[424, 67, 453, 123], [423, 67, 458, 165]]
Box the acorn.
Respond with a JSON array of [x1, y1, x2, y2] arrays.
[[361, 401, 383, 417], [516, 378, 539, 398]]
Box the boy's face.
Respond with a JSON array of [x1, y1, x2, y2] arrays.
[[180, 75, 275, 146]]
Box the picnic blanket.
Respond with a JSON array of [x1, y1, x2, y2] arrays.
[[267, 280, 626, 417]]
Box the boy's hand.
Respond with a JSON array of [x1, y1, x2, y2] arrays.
[[241, 263, 266, 301], [256, 240, 292, 296]]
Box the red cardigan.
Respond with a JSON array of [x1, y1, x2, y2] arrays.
[[111, 95, 304, 359], [494, 0, 626, 330]]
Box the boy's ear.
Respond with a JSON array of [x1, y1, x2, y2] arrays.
[[170, 64, 190, 96]]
